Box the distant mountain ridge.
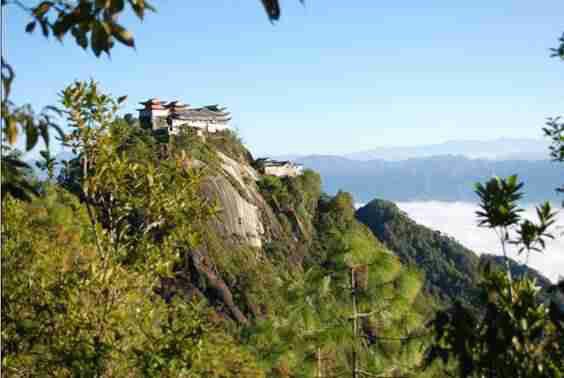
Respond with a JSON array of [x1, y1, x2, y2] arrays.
[[274, 138, 549, 162], [295, 154, 562, 203], [344, 138, 550, 161]]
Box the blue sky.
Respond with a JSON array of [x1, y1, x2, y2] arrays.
[[7, 1, 564, 157]]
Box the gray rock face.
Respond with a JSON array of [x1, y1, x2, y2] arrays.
[[179, 151, 293, 323], [202, 174, 264, 248], [200, 152, 283, 248]]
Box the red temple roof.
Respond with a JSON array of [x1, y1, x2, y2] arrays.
[[138, 98, 167, 110], [165, 101, 190, 110], [139, 98, 166, 105]]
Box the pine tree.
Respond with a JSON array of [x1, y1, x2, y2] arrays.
[[286, 192, 429, 377]]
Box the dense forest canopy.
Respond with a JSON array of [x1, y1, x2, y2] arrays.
[[1, 86, 436, 375], [1, 1, 563, 377]]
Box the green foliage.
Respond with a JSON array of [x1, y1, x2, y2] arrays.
[[426, 174, 563, 377], [1, 146, 39, 201], [1, 0, 283, 167], [479, 254, 553, 288], [476, 176, 557, 278], [544, 116, 564, 201], [356, 199, 481, 307], [202, 230, 288, 319], [1, 55, 63, 151], [514, 202, 556, 255], [544, 117, 564, 163], [475, 175, 523, 229], [133, 298, 264, 378], [206, 129, 253, 164], [2, 82, 264, 377], [59, 80, 219, 270], [170, 128, 219, 167], [12, 0, 289, 56], [2, 190, 133, 375], [17, 0, 155, 57], [1, 59, 63, 200], [2, 81, 435, 378], [258, 175, 289, 207], [1, 192, 263, 377], [35, 148, 58, 181], [258, 169, 321, 239], [249, 191, 431, 377], [314, 190, 356, 237], [260, 0, 304, 21], [1, 17, 60, 200], [1, 0, 291, 205], [551, 32, 564, 60], [425, 269, 564, 377]]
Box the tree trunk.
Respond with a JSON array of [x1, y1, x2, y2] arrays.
[[317, 347, 323, 378], [351, 267, 358, 378], [190, 249, 249, 325]]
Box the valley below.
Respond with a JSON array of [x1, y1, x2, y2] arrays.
[[395, 201, 564, 283]]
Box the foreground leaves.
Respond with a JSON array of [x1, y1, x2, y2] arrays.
[[1, 79, 264, 377], [426, 174, 563, 377], [425, 269, 564, 378]]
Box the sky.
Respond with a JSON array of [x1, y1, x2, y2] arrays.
[[6, 1, 564, 157], [397, 201, 564, 282]]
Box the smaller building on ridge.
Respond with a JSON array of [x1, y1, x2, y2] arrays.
[[256, 158, 304, 178]]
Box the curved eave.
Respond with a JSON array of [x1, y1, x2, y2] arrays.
[[139, 99, 166, 105]]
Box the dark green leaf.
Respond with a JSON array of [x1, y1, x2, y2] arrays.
[[39, 20, 49, 37], [25, 21, 37, 33], [109, 0, 125, 14], [96, 0, 110, 10], [143, 0, 156, 12], [44, 105, 62, 116], [39, 122, 50, 147], [261, 0, 281, 21], [110, 23, 134, 47], [25, 122, 39, 151], [71, 27, 88, 49], [53, 14, 77, 39], [33, 1, 53, 17], [91, 22, 108, 57]]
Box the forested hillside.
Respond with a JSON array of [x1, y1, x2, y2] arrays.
[[2, 84, 438, 377], [355, 199, 554, 308], [2, 83, 562, 376], [356, 199, 482, 307], [2, 1, 563, 376]]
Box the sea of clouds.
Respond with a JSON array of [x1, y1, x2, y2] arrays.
[[395, 202, 564, 283]]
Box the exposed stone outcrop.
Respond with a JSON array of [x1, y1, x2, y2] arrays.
[[202, 174, 264, 248], [174, 148, 312, 324], [200, 152, 287, 249]]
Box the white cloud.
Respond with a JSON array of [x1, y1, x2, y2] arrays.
[[395, 201, 564, 283]]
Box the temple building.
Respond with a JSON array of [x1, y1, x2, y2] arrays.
[[255, 158, 304, 178], [138, 98, 169, 130], [138, 98, 231, 135]]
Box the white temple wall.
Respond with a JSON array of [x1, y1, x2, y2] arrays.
[[264, 165, 303, 177], [213, 123, 230, 132], [151, 116, 169, 131]]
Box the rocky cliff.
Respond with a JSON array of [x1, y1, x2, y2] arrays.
[[171, 130, 554, 329], [168, 132, 324, 323]]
